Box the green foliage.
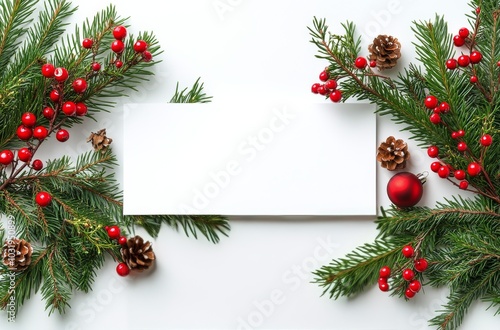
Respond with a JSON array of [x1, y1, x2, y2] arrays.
[[0, 0, 229, 317], [169, 77, 212, 104], [308, 0, 500, 329]]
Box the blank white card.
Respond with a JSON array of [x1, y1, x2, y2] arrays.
[[122, 102, 376, 216]]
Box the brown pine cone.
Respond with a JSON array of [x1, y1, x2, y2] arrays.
[[368, 35, 401, 70], [87, 128, 112, 152], [120, 235, 155, 271], [376, 136, 410, 170], [2, 238, 33, 271]]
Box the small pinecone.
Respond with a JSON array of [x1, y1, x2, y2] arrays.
[[368, 35, 401, 70], [120, 235, 155, 271], [87, 128, 113, 152], [376, 136, 410, 170], [2, 238, 33, 271]]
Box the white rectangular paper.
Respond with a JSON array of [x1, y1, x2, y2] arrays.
[[123, 102, 376, 215]]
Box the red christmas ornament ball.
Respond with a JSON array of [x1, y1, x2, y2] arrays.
[[387, 172, 424, 208]]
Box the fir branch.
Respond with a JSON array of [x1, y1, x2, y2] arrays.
[[169, 77, 212, 103]]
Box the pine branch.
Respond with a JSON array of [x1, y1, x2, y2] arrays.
[[169, 77, 212, 103]]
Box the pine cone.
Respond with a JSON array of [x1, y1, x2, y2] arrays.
[[87, 128, 112, 152], [120, 235, 155, 271], [368, 35, 401, 70], [2, 238, 33, 271], [376, 136, 410, 170]]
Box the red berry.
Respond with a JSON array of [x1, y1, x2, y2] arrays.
[[457, 130, 465, 137], [21, 112, 37, 127], [43, 107, 55, 120], [379, 282, 390, 292], [459, 180, 469, 190], [111, 40, 125, 53], [317, 85, 327, 95], [118, 236, 128, 246], [370, 60, 377, 68], [439, 102, 450, 113], [467, 162, 481, 176], [115, 60, 123, 68], [56, 129, 69, 142], [430, 113, 441, 124], [142, 50, 153, 62], [414, 258, 428, 272], [116, 262, 130, 277], [76, 102, 88, 116], [453, 35, 466, 47], [459, 27, 470, 38], [41, 63, 55, 78], [0, 150, 14, 165], [18, 147, 32, 162], [354, 56, 367, 69], [16, 125, 33, 141], [32, 159, 43, 171], [446, 59, 457, 70], [54, 67, 69, 82], [438, 166, 450, 178], [107, 225, 121, 240], [325, 79, 337, 90], [379, 266, 391, 278], [402, 268, 415, 281], [480, 134, 492, 146], [454, 170, 466, 180], [133, 40, 147, 53], [49, 89, 60, 103], [457, 55, 470, 67], [430, 161, 442, 173], [82, 38, 93, 49], [476, 7, 481, 14], [33, 126, 48, 140], [405, 288, 416, 298], [319, 70, 329, 82], [378, 277, 388, 286], [329, 90, 342, 103], [451, 131, 459, 139], [311, 83, 320, 94], [113, 26, 127, 40], [92, 62, 101, 71], [402, 245, 414, 258], [427, 145, 439, 158], [72, 78, 88, 94], [424, 95, 438, 109], [470, 51, 483, 64], [470, 75, 478, 84], [457, 142, 468, 152], [35, 191, 52, 207], [409, 280, 422, 293], [62, 101, 77, 116]]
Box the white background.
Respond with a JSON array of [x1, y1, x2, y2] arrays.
[[2, 0, 499, 329]]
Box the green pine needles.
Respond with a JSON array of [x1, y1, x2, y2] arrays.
[[0, 0, 229, 317], [308, 1, 500, 329]]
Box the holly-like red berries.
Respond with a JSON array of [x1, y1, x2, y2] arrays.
[[43, 107, 55, 120], [41, 63, 55, 78], [439, 102, 450, 113], [113, 26, 127, 40], [459, 180, 469, 190], [453, 35, 466, 47], [454, 170, 466, 181], [133, 40, 148, 53], [405, 288, 417, 298], [329, 90, 342, 103], [457, 142, 468, 152], [470, 51, 483, 64], [21, 112, 37, 127], [142, 51, 153, 62], [17, 125, 33, 141], [33, 126, 48, 140], [0, 150, 14, 165], [62, 101, 77, 116], [446, 59, 458, 70], [76, 102, 88, 116], [402, 245, 414, 258], [409, 280, 422, 293], [480, 134, 492, 146], [402, 268, 415, 281], [72, 78, 88, 94], [457, 55, 470, 67], [470, 75, 478, 84], [118, 236, 128, 246], [18, 147, 32, 162], [325, 79, 337, 90], [430, 161, 442, 173], [56, 129, 70, 142], [414, 258, 429, 272], [116, 262, 130, 277], [35, 191, 52, 207], [379, 266, 391, 278], [32, 159, 43, 171], [427, 145, 439, 158], [319, 70, 329, 82], [438, 166, 450, 178], [354, 56, 367, 69], [378, 265, 391, 292], [430, 113, 441, 124], [424, 95, 438, 109], [92, 62, 101, 71], [115, 60, 123, 68], [49, 90, 60, 103], [459, 27, 470, 38], [82, 38, 93, 49], [111, 40, 125, 53], [467, 162, 481, 176], [54, 67, 69, 82], [107, 225, 121, 240]]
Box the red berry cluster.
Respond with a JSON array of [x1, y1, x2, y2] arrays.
[[105, 225, 131, 277], [311, 70, 342, 102], [447, 23, 483, 84], [108, 25, 152, 68], [378, 245, 429, 299]]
